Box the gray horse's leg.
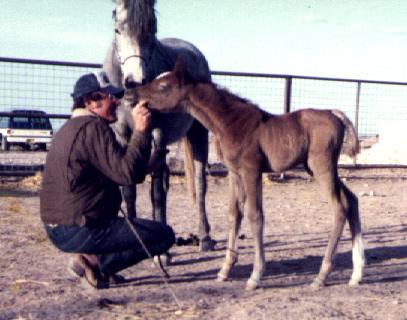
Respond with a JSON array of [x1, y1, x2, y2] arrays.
[[150, 128, 171, 265], [122, 185, 137, 218], [150, 128, 169, 224], [186, 120, 215, 251], [111, 105, 138, 218]]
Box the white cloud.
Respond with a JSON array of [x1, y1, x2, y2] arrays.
[[349, 23, 373, 32], [383, 27, 407, 35], [296, 13, 330, 24]]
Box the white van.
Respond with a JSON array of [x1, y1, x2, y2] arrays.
[[0, 110, 53, 151]]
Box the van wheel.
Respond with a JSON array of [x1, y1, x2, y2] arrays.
[[38, 143, 47, 151], [1, 136, 9, 151]]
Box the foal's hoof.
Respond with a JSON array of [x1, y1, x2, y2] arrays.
[[216, 271, 228, 282], [245, 279, 259, 291], [348, 278, 361, 286], [310, 278, 325, 290], [199, 237, 217, 252]]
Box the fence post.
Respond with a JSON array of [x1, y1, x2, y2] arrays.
[[355, 81, 361, 138], [284, 77, 292, 113]]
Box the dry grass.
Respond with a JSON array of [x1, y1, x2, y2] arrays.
[[5, 197, 24, 214]]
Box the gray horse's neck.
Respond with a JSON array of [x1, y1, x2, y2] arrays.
[[144, 40, 174, 82]]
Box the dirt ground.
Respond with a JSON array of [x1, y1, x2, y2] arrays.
[[0, 168, 406, 320]]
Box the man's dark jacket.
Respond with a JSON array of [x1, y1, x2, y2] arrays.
[[40, 110, 151, 227]]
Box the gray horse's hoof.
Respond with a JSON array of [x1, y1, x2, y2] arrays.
[[153, 253, 172, 267], [199, 237, 216, 252]]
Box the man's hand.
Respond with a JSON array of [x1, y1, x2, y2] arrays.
[[132, 100, 151, 132]]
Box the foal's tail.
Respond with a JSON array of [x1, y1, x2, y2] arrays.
[[331, 109, 360, 157]]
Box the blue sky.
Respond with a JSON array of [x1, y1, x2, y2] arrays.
[[1, 0, 407, 82]]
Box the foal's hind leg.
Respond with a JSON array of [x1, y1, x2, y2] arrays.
[[310, 166, 364, 287], [310, 168, 345, 288], [342, 182, 365, 286]]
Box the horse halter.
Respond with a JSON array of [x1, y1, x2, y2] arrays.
[[114, 38, 155, 68]]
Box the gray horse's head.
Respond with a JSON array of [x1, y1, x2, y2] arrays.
[[113, 0, 157, 89]]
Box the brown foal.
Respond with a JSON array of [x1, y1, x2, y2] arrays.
[[134, 58, 365, 290]]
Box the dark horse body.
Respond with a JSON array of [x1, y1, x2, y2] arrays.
[[103, 0, 214, 251], [134, 59, 366, 290]]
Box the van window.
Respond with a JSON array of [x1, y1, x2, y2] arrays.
[[0, 117, 8, 129], [11, 117, 31, 129], [32, 117, 52, 130]]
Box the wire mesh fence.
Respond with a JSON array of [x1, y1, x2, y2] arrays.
[[0, 58, 99, 131], [1, 57, 406, 175]]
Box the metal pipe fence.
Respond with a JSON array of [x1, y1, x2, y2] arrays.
[[1, 56, 406, 175]]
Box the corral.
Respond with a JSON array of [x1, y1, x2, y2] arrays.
[[0, 56, 407, 320], [0, 167, 406, 320], [0, 57, 406, 319], [2, 1, 407, 319]]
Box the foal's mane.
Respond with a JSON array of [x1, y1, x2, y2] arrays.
[[193, 82, 270, 132], [213, 83, 268, 116], [121, 0, 157, 41]]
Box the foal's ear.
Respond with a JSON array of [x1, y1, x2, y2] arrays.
[[174, 57, 193, 85]]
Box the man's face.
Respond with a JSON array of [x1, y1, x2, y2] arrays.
[[86, 93, 119, 123]]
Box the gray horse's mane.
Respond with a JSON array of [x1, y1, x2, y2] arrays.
[[118, 0, 157, 41]]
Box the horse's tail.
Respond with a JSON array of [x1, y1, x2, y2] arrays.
[[182, 137, 196, 202], [331, 109, 360, 157]]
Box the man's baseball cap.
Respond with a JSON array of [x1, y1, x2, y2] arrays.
[[71, 71, 124, 100]]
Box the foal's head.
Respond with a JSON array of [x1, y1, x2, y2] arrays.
[[135, 58, 193, 112]]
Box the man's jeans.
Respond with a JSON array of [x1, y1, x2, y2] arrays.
[[45, 217, 175, 275]]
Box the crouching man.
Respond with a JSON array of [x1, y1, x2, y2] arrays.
[[40, 71, 175, 289]]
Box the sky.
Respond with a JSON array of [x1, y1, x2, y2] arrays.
[[1, 0, 407, 82]]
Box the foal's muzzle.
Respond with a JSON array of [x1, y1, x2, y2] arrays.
[[124, 77, 147, 89]]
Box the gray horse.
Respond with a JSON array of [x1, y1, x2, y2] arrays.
[[103, 0, 214, 251]]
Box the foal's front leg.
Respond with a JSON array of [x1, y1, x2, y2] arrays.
[[243, 170, 265, 290], [217, 173, 244, 282]]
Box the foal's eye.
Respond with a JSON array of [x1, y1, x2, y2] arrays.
[[157, 82, 169, 92], [115, 28, 121, 35]]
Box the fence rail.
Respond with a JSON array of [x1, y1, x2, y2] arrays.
[[1, 56, 406, 175]]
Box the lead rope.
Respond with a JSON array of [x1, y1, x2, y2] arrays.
[[119, 208, 183, 310]]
